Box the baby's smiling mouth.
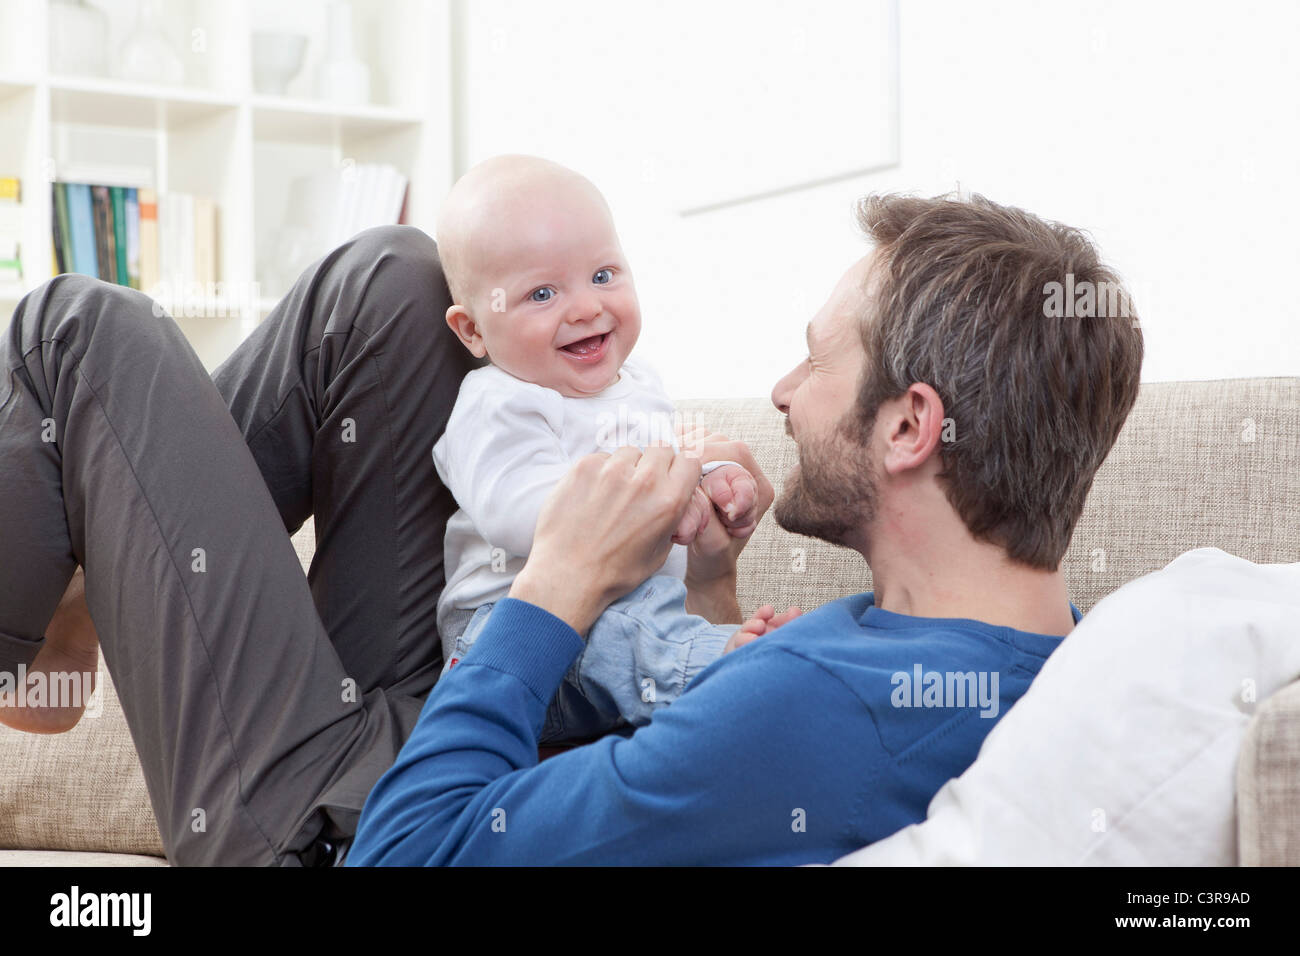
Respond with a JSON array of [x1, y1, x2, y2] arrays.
[[559, 332, 609, 356]]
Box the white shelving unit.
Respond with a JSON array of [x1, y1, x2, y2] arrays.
[[0, 0, 452, 368]]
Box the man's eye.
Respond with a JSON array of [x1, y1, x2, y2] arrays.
[[530, 287, 555, 302], [592, 269, 612, 285]]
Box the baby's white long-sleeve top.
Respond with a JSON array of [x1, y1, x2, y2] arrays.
[[432, 356, 686, 642]]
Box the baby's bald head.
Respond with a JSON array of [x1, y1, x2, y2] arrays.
[[436, 155, 641, 397], [437, 155, 615, 306]]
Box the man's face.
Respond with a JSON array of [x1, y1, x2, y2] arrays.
[[464, 184, 641, 398], [769, 254, 880, 552]]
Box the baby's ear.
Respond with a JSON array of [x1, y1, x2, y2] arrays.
[[445, 304, 487, 359]]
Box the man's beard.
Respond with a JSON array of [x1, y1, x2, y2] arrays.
[[773, 412, 879, 550]]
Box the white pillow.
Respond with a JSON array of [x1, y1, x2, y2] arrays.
[[833, 548, 1300, 866]]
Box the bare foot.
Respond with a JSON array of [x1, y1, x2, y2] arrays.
[[0, 569, 100, 734], [723, 604, 803, 654]]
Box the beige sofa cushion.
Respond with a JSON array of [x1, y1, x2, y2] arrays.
[[1238, 679, 1300, 865], [0, 663, 165, 858]]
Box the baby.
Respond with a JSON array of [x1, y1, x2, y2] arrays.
[[431, 155, 764, 743]]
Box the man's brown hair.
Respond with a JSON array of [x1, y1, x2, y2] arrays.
[[851, 193, 1144, 570]]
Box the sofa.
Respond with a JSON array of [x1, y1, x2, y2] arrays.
[[2, 376, 1297, 866]]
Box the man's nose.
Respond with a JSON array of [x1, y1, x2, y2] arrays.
[[771, 362, 803, 415]]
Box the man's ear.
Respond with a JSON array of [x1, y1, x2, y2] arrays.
[[445, 304, 488, 359], [881, 383, 946, 477]]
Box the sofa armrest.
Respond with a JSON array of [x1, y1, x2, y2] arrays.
[[1237, 678, 1300, 865]]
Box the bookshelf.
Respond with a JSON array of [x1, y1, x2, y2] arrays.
[[0, 0, 452, 368]]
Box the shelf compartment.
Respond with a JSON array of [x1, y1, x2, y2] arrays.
[[251, 96, 421, 144], [50, 76, 240, 129]]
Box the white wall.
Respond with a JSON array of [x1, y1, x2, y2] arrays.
[[454, 0, 898, 401], [867, 0, 1300, 387], [455, 0, 1300, 398]]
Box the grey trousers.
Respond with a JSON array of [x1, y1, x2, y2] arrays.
[[0, 226, 485, 865]]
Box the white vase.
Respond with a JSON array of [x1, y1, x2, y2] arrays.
[[252, 32, 308, 96], [318, 2, 370, 105], [117, 0, 184, 86]]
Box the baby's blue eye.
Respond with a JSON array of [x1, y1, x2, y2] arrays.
[[530, 287, 555, 302], [593, 269, 613, 285]]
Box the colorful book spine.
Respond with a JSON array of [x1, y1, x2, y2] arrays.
[[52, 183, 73, 275], [50, 185, 65, 274], [90, 185, 114, 283], [50, 182, 218, 293], [111, 186, 129, 289], [0, 177, 23, 283], [65, 183, 98, 279], [137, 188, 159, 293], [124, 188, 140, 290]]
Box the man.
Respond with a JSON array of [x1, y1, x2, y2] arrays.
[[0, 192, 1141, 866], [345, 193, 1144, 864]]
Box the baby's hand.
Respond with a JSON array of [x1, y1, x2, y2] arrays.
[[669, 462, 758, 545], [723, 604, 804, 654], [699, 462, 759, 538]]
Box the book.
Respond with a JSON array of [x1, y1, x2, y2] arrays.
[[138, 188, 159, 292], [50, 185, 65, 274], [0, 177, 22, 282], [65, 183, 98, 279], [175, 193, 194, 288], [111, 187, 129, 289], [193, 196, 216, 287], [124, 188, 140, 290], [52, 183, 74, 274], [91, 185, 114, 283], [160, 192, 198, 291], [283, 162, 409, 269]]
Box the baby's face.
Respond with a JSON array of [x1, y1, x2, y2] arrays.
[[459, 185, 640, 398]]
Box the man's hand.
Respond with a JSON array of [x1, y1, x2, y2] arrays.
[[509, 444, 701, 636], [723, 604, 803, 655]]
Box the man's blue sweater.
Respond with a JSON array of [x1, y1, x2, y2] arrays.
[[347, 591, 1076, 865]]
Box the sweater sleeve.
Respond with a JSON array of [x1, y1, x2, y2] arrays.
[[347, 598, 885, 866], [434, 379, 572, 560]]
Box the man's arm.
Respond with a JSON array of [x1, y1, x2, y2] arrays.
[[347, 597, 877, 865], [346, 444, 865, 865]]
